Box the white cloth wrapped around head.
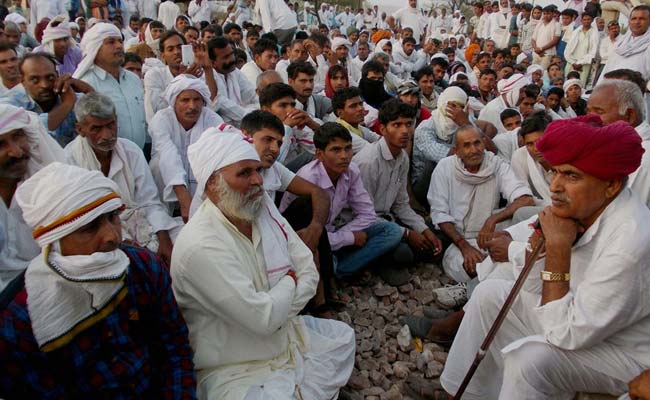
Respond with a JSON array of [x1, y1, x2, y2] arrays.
[[188, 124, 260, 216], [4, 12, 26, 25], [497, 73, 529, 107], [164, 74, 212, 108], [73, 22, 122, 79], [331, 37, 352, 52], [563, 78, 582, 93], [434, 86, 468, 141], [0, 104, 66, 179], [526, 64, 543, 79], [516, 52, 529, 64], [41, 15, 77, 55], [15, 162, 123, 247]]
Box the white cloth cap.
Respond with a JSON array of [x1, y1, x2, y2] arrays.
[[163, 74, 212, 108], [15, 162, 123, 247], [526, 64, 543, 77], [0, 105, 66, 180], [563, 78, 583, 93], [331, 37, 351, 51], [42, 15, 72, 45], [4, 12, 26, 25], [73, 22, 122, 79], [516, 52, 528, 64], [188, 125, 260, 216], [431, 52, 449, 62], [497, 73, 529, 107]]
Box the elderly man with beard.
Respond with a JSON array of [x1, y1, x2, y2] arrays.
[[0, 162, 196, 398], [149, 74, 223, 223], [587, 79, 650, 207], [171, 130, 355, 400], [73, 22, 147, 149], [33, 15, 83, 76], [207, 36, 258, 127], [435, 115, 650, 400], [1, 52, 94, 147], [0, 105, 65, 291], [144, 31, 217, 124], [66, 92, 182, 265]]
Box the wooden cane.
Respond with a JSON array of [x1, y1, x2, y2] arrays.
[[453, 224, 545, 400]]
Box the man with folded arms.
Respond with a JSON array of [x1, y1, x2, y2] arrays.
[[440, 115, 650, 399], [0, 162, 196, 398], [171, 130, 355, 399]]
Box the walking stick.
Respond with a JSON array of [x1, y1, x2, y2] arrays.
[[453, 222, 545, 400]]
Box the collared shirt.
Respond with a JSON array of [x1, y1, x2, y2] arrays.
[[280, 160, 376, 250], [0, 84, 78, 146], [240, 60, 264, 87], [532, 19, 561, 55], [412, 116, 455, 184], [428, 154, 532, 234], [262, 161, 295, 199], [336, 117, 380, 154], [0, 245, 197, 399], [354, 138, 428, 234], [78, 65, 147, 148]]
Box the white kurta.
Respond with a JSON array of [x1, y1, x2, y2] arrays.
[[158, 0, 181, 30], [262, 161, 295, 200], [137, 0, 161, 19], [629, 121, 650, 208], [441, 188, 650, 399], [149, 107, 224, 202], [240, 61, 264, 87], [0, 197, 40, 290], [601, 31, 650, 81], [143, 65, 174, 124], [211, 69, 258, 127], [65, 137, 182, 250], [492, 129, 520, 162], [171, 199, 355, 400], [478, 96, 508, 133], [511, 146, 553, 206]]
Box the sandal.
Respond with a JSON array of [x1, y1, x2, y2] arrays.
[[404, 375, 448, 400]]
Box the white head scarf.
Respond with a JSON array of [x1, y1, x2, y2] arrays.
[[434, 86, 468, 141], [0, 105, 66, 179], [15, 162, 129, 351], [41, 15, 77, 55], [4, 12, 26, 25], [563, 78, 582, 93], [526, 64, 543, 80], [187, 127, 295, 287], [331, 37, 351, 52], [516, 52, 529, 64], [374, 38, 392, 55], [164, 74, 212, 109], [497, 73, 529, 107], [144, 22, 160, 56], [74, 22, 122, 79]]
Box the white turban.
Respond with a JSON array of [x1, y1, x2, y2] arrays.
[[163, 74, 212, 108], [188, 125, 260, 217], [73, 22, 122, 79], [70, 22, 80, 30], [16, 163, 130, 351], [430, 52, 449, 62], [434, 86, 468, 141], [15, 162, 123, 247], [41, 15, 76, 55], [516, 52, 529, 64], [4, 12, 26, 25], [331, 37, 351, 51], [0, 105, 66, 180], [526, 64, 543, 78], [497, 73, 529, 107], [563, 78, 583, 93]]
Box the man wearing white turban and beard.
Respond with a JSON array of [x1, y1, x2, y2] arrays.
[[478, 73, 530, 133], [0, 162, 196, 398], [66, 92, 183, 266], [74, 22, 147, 150], [149, 74, 223, 223], [0, 105, 66, 291], [171, 129, 356, 400], [33, 15, 83, 76]]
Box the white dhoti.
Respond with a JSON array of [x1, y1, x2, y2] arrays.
[[442, 238, 485, 284], [199, 316, 356, 400], [440, 279, 642, 399]]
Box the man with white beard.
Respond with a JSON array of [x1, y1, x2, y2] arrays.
[[0, 105, 65, 291], [171, 130, 355, 400], [149, 74, 223, 222]]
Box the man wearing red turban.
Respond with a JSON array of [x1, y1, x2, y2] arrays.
[[438, 114, 650, 399]]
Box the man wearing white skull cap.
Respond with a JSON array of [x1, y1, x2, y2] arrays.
[[74, 22, 147, 149], [0, 162, 196, 397], [149, 74, 223, 223], [0, 105, 65, 292], [171, 129, 355, 400]]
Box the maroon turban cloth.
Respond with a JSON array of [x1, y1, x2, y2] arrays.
[[536, 114, 644, 181]]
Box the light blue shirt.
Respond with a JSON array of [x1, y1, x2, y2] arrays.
[[78, 65, 147, 148]]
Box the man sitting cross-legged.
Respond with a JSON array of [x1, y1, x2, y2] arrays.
[[354, 99, 445, 271], [1, 163, 196, 398], [439, 115, 650, 400], [66, 92, 182, 265], [171, 130, 355, 400], [280, 122, 407, 285]]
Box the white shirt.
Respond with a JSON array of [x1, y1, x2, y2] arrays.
[[256, 0, 298, 32], [211, 68, 258, 127], [532, 19, 561, 56], [158, 0, 181, 30], [478, 96, 508, 133], [394, 7, 427, 44], [188, 0, 221, 24], [262, 162, 295, 199], [170, 199, 319, 397], [143, 65, 174, 124], [30, 0, 65, 32], [137, 0, 161, 20], [149, 107, 224, 202], [275, 59, 291, 83], [629, 122, 650, 208], [240, 60, 264, 87], [598, 34, 622, 64], [564, 25, 599, 65], [0, 196, 39, 290], [601, 31, 650, 81], [428, 154, 532, 234]]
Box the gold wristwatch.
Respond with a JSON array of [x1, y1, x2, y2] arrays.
[[540, 271, 570, 282]]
